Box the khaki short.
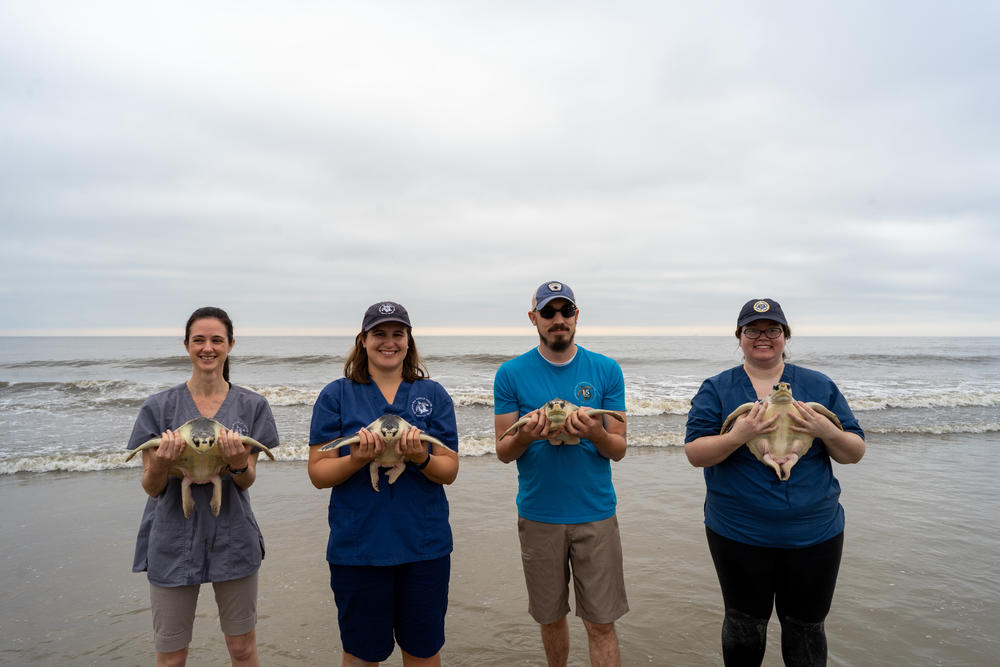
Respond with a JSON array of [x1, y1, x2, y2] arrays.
[[149, 571, 258, 653], [518, 515, 629, 625]]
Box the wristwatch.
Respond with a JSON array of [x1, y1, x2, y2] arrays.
[[228, 464, 249, 475], [417, 453, 432, 470]]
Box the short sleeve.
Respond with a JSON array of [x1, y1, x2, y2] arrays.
[[309, 382, 344, 446], [426, 384, 459, 451], [601, 362, 626, 412], [685, 379, 725, 443], [251, 398, 280, 448], [126, 400, 163, 451], [493, 363, 519, 415]]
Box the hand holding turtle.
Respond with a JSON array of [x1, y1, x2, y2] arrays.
[[513, 408, 552, 445], [350, 427, 385, 464], [217, 428, 251, 470], [564, 406, 607, 442], [788, 401, 842, 441], [149, 429, 186, 473], [729, 402, 779, 444], [395, 427, 429, 464]]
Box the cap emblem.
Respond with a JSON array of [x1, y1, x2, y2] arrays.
[[753, 300, 771, 313], [378, 303, 396, 315], [548, 282, 563, 292]]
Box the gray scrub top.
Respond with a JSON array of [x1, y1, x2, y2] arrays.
[[127, 383, 279, 586]]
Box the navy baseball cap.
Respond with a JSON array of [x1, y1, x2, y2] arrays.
[[737, 298, 788, 327], [362, 301, 411, 331], [531, 281, 576, 310]]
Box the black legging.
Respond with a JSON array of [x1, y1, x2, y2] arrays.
[[706, 527, 844, 667]]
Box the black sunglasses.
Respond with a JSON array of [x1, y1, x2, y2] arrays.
[[536, 304, 577, 319]]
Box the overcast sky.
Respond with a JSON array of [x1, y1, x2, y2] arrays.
[[1, 1, 997, 336]]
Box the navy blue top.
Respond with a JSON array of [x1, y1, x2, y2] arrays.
[[309, 378, 458, 566], [127, 383, 280, 586], [685, 364, 864, 548]]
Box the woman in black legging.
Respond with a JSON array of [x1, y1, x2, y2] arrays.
[[684, 298, 865, 666]]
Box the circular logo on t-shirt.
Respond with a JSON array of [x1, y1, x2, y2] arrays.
[[411, 397, 433, 417], [574, 383, 596, 404], [229, 419, 250, 436]]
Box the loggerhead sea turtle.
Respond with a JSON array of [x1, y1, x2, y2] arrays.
[[320, 415, 445, 491], [499, 398, 626, 445], [721, 382, 843, 481], [124, 417, 276, 518]]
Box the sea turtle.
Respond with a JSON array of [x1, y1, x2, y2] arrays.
[[499, 398, 626, 445], [124, 417, 276, 518], [319, 415, 445, 491], [721, 382, 843, 481]]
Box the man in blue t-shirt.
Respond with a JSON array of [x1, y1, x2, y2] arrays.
[[494, 281, 628, 667]]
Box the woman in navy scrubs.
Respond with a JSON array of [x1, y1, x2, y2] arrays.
[[685, 298, 865, 667], [307, 301, 459, 666]]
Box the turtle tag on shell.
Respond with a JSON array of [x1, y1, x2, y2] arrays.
[[721, 382, 843, 481], [499, 398, 626, 445], [319, 415, 446, 491], [124, 417, 276, 518]]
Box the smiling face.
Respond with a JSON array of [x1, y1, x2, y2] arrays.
[[739, 318, 786, 365], [363, 323, 409, 375], [529, 298, 578, 353], [184, 317, 233, 377]]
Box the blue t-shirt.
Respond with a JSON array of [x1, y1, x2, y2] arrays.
[[309, 377, 458, 566], [127, 383, 280, 587], [685, 364, 864, 548], [493, 346, 626, 524]]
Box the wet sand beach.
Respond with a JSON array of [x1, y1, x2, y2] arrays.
[[2, 435, 998, 666]]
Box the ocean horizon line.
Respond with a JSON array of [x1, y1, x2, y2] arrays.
[[1, 328, 998, 338]]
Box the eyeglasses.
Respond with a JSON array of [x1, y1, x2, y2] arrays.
[[742, 326, 784, 340], [536, 304, 577, 319]]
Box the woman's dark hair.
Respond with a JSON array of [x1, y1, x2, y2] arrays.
[[185, 306, 234, 382], [735, 323, 792, 360], [344, 327, 429, 384]]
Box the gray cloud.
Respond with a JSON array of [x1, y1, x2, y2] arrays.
[[1, 1, 997, 334]]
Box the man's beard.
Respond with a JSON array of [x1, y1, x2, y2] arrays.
[[539, 329, 574, 353]]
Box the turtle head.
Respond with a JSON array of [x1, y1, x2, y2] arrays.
[[378, 415, 402, 440], [544, 399, 570, 427], [189, 421, 217, 451], [769, 382, 794, 402]]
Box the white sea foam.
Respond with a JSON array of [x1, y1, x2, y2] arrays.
[[866, 422, 1000, 435], [849, 392, 1000, 411]]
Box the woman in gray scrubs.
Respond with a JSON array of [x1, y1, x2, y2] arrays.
[[126, 307, 279, 666]]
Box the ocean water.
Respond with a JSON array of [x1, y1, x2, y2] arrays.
[[1, 335, 998, 664], [0, 335, 997, 472]]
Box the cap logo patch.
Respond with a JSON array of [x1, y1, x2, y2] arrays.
[[753, 300, 771, 313], [548, 282, 563, 292], [378, 303, 396, 315]]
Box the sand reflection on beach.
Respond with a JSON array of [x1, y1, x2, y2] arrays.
[[1, 436, 998, 665]]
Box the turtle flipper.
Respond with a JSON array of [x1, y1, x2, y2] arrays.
[[124, 438, 163, 463], [804, 402, 844, 430], [419, 433, 448, 449], [387, 462, 406, 485], [500, 417, 531, 440], [240, 436, 277, 460], [181, 476, 195, 518], [319, 435, 361, 452], [209, 473, 223, 516], [583, 409, 626, 423]]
